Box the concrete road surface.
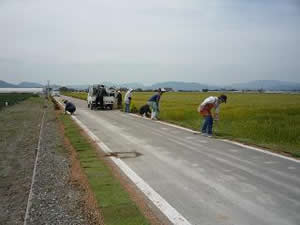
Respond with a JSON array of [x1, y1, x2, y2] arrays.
[[60, 96, 300, 225]]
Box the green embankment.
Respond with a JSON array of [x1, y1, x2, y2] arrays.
[[63, 91, 300, 157], [59, 114, 150, 225]]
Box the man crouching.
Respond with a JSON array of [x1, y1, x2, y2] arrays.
[[139, 104, 151, 118], [64, 100, 76, 115]]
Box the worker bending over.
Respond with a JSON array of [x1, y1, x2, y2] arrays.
[[198, 95, 227, 137], [147, 88, 166, 120]]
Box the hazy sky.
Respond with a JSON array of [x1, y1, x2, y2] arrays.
[[0, 0, 299, 86]]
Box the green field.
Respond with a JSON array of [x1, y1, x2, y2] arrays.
[[0, 93, 37, 110], [63, 91, 300, 157]]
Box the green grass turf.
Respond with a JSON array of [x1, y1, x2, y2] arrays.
[[59, 114, 150, 225]]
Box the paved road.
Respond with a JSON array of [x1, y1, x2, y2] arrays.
[[61, 96, 300, 225]]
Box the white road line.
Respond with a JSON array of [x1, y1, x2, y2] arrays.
[[54, 99, 192, 225], [129, 113, 201, 134], [221, 139, 300, 163], [157, 120, 201, 134], [71, 115, 192, 225], [24, 110, 46, 225], [129, 112, 299, 163]]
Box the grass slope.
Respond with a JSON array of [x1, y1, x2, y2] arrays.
[[59, 114, 150, 225]]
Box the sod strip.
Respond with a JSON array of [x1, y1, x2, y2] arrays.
[[59, 114, 150, 225]]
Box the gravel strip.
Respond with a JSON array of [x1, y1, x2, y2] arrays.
[[26, 101, 90, 225]]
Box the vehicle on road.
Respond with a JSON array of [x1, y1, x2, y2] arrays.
[[87, 84, 116, 110], [52, 90, 60, 97]]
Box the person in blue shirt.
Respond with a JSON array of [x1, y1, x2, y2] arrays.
[[147, 88, 166, 120]]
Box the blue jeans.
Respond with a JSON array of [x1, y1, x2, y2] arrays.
[[125, 103, 130, 113], [201, 115, 213, 135], [147, 101, 158, 119]]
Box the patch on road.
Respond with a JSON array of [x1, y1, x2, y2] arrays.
[[106, 151, 142, 159]]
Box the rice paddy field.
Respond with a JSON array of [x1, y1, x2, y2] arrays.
[[63, 91, 300, 157], [0, 93, 37, 110]]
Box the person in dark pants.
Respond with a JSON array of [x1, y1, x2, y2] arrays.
[[147, 88, 166, 120], [116, 91, 122, 109], [97, 85, 107, 109], [139, 104, 151, 117], [197, 95, 227, 137], [64, 100, 76, 115]]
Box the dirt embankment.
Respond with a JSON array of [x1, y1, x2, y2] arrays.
[[0, 97, 100, 225]]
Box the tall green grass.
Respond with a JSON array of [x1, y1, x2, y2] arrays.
[[64, 91, 300, 157]]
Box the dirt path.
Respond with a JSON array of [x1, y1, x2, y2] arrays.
[[0, 97, 44, 224], [0, 97, 98, 224]]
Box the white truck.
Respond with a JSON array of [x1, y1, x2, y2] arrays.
[[87, 85, 116, 110]]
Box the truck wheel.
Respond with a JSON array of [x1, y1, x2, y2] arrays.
[[108, 105, 113, 110]]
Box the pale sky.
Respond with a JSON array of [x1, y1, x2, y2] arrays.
[[0, 0, 299, 86]]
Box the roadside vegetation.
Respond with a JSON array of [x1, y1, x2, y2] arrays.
[[0, 93, 38, 110], [63, 91, 300, 157], [61, 91, 87, 100], [59, 113, 150, 225]]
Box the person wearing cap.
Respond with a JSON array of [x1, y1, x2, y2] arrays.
[[197, 94, 227, 137], [124, 88, 133, 113], [147, 88, 166, 120], [64, 100, 76, 115]]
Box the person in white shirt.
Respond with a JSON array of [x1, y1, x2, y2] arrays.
[[197, 95, 227, 137], [124, 88, 134, 113]]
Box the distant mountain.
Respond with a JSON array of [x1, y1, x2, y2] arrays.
[[66, 84, 88, 90], [66, 82, 148, 90], [0, 80, 18, 88], [66, 82, 117, 90], [150, 81, 219, 91], [226, 80, 300, 91], [0, 80, 44, 88], [18, 82, 44, 88], [1, 79, 299, 91], [120, 82, 146, 89]]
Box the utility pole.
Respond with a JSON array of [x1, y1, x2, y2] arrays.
[[47, 80, 50, 99]]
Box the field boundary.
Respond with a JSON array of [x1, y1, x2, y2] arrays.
[[55, 98, 192, 225], [129, 113, 300, 163], [221, 139, 300, 163]]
